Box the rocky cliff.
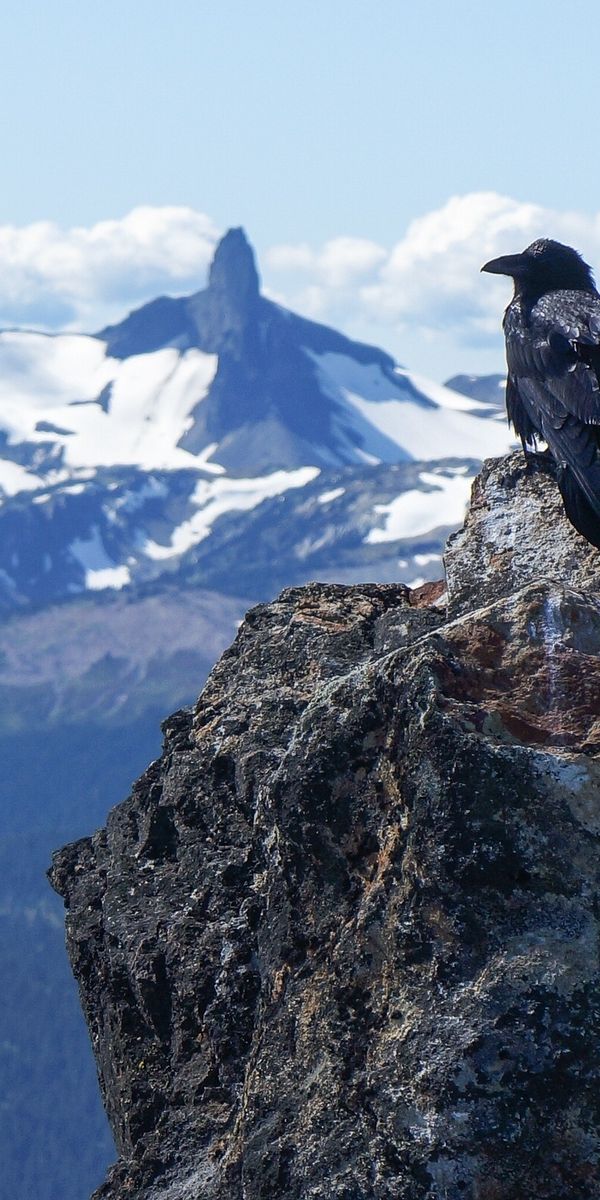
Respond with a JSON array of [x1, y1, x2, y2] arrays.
[[50, 451, 600, 1200]]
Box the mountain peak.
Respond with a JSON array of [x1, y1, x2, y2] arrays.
[[208, 227, 260, 305]]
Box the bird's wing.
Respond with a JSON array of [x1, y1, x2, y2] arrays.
[[505, 371, 539, 447], [509, 294, 600, 425], [554, 460, 600, 549], [515, 374, 600, 523], [503, 295, 600, 524]]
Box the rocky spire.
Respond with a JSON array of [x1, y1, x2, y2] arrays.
[[208, 227, 260, 311]]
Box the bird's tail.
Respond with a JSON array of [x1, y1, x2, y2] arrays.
[[547, 416, 600, 548], [556, 467, 600, 549]]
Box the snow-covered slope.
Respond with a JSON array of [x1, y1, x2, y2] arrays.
[[0, 227, 515, 611], [311, 353, 509, 465], [0, 333, 509, 492]]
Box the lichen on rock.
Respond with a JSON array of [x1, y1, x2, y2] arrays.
[[50, 453, 600, 1199]]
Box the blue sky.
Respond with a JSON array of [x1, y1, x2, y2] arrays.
[[1, 0, 600, 378]]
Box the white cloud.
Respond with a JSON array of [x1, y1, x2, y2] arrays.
[[0, 206, 220, 330], [266, 235, 386, 288], [3, 194, 600, 378], [265, 193, 600, 366]]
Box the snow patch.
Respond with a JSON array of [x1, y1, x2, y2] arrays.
[[0, 332, 218, 478], [0, 460, 45, 495], [365, 471, 473, 543], [69, 525, 130, 589], [309, 351, 515, 464], [317, 487, 345, 504], [144, 467, 320, 560], [398, 368, 495, 413], [86, 565, 131, 591]]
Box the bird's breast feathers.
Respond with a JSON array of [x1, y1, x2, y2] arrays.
[[504, 291, 600, 384]]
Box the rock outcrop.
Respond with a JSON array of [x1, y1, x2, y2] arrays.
[[50, 451, 600, 1199]]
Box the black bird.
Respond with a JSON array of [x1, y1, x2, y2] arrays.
[[482, 238, 600, 549]]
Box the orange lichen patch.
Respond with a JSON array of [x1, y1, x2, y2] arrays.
[[421, 901, 461, 955], [489, 549, 513, 571], [435, 596, 600, 750], [270, 965, 289, 1005], [350, 826, 404, 909], [497, 709, 555, 745], [290, 614, 355, 632], [583, 721, 600, 751], [409, 580, 445, 609], [296, 966, 331, 1031], [290, 594, 382, 631], [448, 620, 509, 673]]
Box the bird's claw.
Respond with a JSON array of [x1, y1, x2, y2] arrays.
[[522, 448, 556, 477]]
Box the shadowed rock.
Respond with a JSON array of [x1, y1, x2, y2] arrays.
[[50, 453, 600, 1199]]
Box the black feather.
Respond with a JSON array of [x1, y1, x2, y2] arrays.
[[557, 466, 600, 550], [483, 238, 600, 548]]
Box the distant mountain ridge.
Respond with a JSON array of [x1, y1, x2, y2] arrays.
[[98, 230, 510, 475], [445, 372, 506, 410], [0, 227, 513, 613]]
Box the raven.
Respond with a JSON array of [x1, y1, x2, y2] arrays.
[[482, 238, 600, 549]]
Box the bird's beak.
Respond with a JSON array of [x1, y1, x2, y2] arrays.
[[481, 252, 528, 277]]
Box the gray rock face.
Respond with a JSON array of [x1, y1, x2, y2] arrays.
[[445, 452, 600, 615], [50, 453, 600, 1199]]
